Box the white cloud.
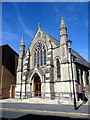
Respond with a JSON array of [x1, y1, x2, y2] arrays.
[[2, 31, 19, 44], [3, 32, 17, 36], [14, 3, 33, 38], [2, 31, 20, 53]]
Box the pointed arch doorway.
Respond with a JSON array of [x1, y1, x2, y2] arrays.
[[34, 74, 41, 97]]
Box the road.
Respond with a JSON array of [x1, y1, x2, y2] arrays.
[[0, 102, 89, 119]]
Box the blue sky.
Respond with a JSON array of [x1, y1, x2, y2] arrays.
[[2, 2, 88, 60]]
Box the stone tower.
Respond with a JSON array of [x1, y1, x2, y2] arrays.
[[16, 35, 25, 98], [60, 15, 71, 100], [60, 15, 68, 63], [60, 15, 69, 79]]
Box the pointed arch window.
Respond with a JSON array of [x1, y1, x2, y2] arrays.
[[41, 50, 43, 66], [34, 43, 46, 67], [56, 58, 61, 78], [38, 32, 41, 37], [37, 51, 39, 67], [34, 52, 36, 66], [44, 49, 46, 65]]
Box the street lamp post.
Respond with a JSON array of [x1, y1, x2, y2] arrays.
[[68, 39, 76, 110]]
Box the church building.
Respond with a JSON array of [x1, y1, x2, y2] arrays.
[[15, 15, 90, 102]]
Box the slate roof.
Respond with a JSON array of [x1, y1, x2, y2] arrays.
[[72, 49, 90, 68], [49, 34, 60, 45], [47, 36, 90, 68]]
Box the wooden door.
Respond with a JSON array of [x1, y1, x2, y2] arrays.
[[12, 86, 15, 98], [35, 82, 41, 97]]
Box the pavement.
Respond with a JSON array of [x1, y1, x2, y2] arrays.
[[0, 98, 70, 104], [0, 98, 89, 119], [0, 98, 88, 105]]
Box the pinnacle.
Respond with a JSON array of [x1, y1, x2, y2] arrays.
[[60, 15, 66, 29], [20, 35, 25, 46]]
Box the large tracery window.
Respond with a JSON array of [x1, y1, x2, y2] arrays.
[[56, 58, 61, 78], [34, 42, 46, 67]]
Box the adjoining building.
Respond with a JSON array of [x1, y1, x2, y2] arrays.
[[15, 15, 90, 102], [0, 44, 18, 99]]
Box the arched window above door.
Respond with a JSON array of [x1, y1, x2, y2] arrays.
[[34, 42, 46, 67]]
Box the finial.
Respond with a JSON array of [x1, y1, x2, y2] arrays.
[[22, 34, 24, 40], [38, 22, 40, 28], [61, 14, 63, 19]]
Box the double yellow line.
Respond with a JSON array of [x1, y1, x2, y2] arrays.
[[0, 107, 90, 118]]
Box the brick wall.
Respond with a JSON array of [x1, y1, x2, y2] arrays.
[[0, 45, 18, 98], [1, 66, 15, 98]]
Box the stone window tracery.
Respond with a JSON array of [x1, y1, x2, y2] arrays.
[[34, 42, 46, 67]]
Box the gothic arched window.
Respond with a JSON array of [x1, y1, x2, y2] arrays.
[[34, 42, 46, 67], [41, 50, 43, 66], [44, 49, 46, 65], [37, 51, 39, 67], [56, 58, 61, 78], [34, 52, 36, 66]]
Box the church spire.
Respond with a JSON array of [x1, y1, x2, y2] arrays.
[[60, 15, 68, 46], [20, 35, 25, 46], [20, 35, 25, 57], [60, 15, 66, 29]]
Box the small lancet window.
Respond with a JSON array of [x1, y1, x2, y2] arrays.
[[38, 32, 41, 37], [37, 51, 39, 67], [56, 58, 61, 78], [37, 32, 41, 38], [41, 50, 43, 66], [34, 52, 36, 66], [44, 49, 46, 65]]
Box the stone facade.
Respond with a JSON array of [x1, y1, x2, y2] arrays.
[[15, 16, 90, 102]]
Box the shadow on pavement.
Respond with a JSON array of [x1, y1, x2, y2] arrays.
[[1, 114, 88, 120], [76, 93, 88, 110]]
